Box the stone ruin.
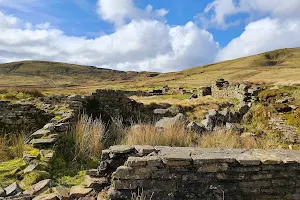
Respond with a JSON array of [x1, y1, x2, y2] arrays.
[[93, 145, 300, 200], [216, 78, 229, 90]]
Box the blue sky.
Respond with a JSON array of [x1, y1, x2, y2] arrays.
[[0, 0, 300, 72]]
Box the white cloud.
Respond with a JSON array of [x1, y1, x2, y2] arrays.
[[0, 10, 219, 72], [198, 0, 300, 29], [216, 18, 300, 61], [96, 0, 168, 27]]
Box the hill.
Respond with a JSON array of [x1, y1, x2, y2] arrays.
[[1, 48, 300, 92]]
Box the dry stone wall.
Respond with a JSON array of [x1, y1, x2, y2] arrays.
[[0, 101, 54, 134], [95, 145, 300, 200]]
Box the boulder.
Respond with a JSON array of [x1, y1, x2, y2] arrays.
[[155, 113, 187, 129], [186, 122, 205, 134], [200, 118, 214, 132], [5, 182, 22, 196], [238, 102, 250, 115]]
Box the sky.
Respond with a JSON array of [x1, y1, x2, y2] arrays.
[[0, 0, 300, 72]]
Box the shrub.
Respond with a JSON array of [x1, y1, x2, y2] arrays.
[[258, 89, 282, 102]]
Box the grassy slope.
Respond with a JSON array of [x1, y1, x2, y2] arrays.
[[1, 48, 300, 92]]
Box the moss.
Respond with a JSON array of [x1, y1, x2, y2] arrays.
[[56, 171, 86, 187], [54, 116, 62, 120], [20, 171, 50, 190], [258, 89, 282, 102], [0, 159, 26, 187]]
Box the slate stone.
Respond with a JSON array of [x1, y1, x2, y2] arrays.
[[23, 179, 53, 196], [70, 186, 92, 199], [0, 186, 5, 197], [5, 182, 22, 196], [32, 193, 58, 200], [52, 186, 69, 200]]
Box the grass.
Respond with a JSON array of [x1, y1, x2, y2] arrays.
[[0, 159, 26, 187], [1, 48, 300, 93], [0, 134, 25, 162], [0, 88, 44, 100]]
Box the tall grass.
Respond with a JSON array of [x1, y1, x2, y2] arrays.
[[124, 121, 196, 147], [0, 133, 25, 162], [75, 115, 105, 158]]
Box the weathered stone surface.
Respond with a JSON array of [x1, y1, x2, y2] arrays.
[[186, 122, 205, 134], [70, 186, 92, 199], [198, 163, 228, 173], [30, 137, 58, 146], [23, 179, 52, 196], [147, 155, 163, 167], [85, 175, 108, 190], [40, 149, 55, 160], [134, 145, 156, 155], [5, 182, 22, 196], [125, 157, 147, 167], [162, 154, 192, 166], [109, 145, 134, 154], [43, 123, 55, 131], [3, 194, 32, 200], [23, 162, 39, 174], [52, 186, 69, 200], [86, 169, 100, 177], [155, 113, 187, 129], [101, 145, 300, 200], [31, 129, 51, 139], [33, 193, 58, 200]]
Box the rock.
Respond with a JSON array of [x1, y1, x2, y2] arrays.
[[225, 123, 244, 133], [31, 129, 51, 139], [200, 118, 214, 132], [40, 149, 55, 160], [289, 105, 299, 110], [70, 186, 92, 199], [23, 179, 53, 196], [274, 103, 292, 113], [67, 94, 82, 101], [85, 176, 108, 191], [30, 137, 58, 147], [52, 186, 69, 200], [186, 122, 205, 134], [3, 194, 32, 200], [43, 123, 55, 131], [238, 102, 250, 115], [33, 193, 58, 200], [109, 145, 134, 154], [0, 186, 5, 197], [23, 162, 39, 174], [154, 108, 169, 115], [5, 182, 22, 196], [200, 86, 212, 96], [189, 94, 198, 99], [54, 123, 69, 132], [155, 113, 187, 129]]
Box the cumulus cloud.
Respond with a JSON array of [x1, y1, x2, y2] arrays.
[[0, 10, 219, 72], [198, 0, 300, 29], [96, 0, 169, 27], [216, 18, 300, 61]]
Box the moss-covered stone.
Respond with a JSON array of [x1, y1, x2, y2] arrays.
[[20, 171, 50, 190]]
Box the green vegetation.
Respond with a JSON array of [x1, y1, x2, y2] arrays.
[[20, 170, 51, 190], [0, 159, 26, 187]]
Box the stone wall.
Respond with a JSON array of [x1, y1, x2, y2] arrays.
[[0, 101, 54, 134], [84, 89, 154, 125], [97, 145, 300, 200]]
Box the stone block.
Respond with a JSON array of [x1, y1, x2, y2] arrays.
[[23, 179, 53, 196], [125, 157, 147, 167], [52, 186, 69, 200], [197, 163, 228, 173], [70, 186, 92, 199], [134, 145, 156, 155], [32, 193, 58, 200], [162, 154, 192, 166], [5, 182, 22, 196], [109, 145, 134, 154], [147, 156, 163, 167]]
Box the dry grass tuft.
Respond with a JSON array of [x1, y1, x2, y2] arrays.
[[199, 130, 243, 149], [75, 115, 105, 158], [124, 122, 195, 147], [0, 133, 25, 162]]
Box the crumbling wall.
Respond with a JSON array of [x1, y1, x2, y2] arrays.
[[0, 101, 54, 134], [97, 145, 300, 200]]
